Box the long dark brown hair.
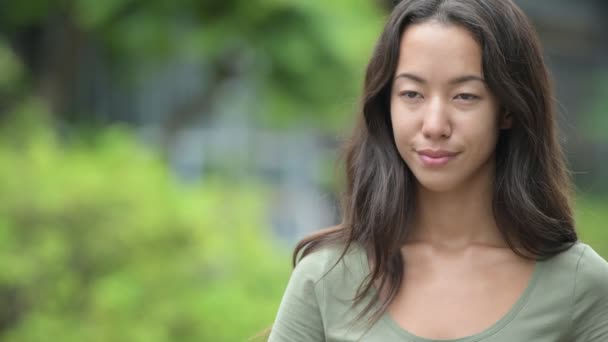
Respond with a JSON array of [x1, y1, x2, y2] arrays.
[[293, 0, 577, 326]]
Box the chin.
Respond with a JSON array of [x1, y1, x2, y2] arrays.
[[408, 168, 464, 193], [415, 176, 461, 193]]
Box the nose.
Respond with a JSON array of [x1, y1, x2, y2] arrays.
[[422, 97, 452, 140]]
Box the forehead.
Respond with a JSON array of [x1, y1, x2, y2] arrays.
[[395, 21, 483, 80]]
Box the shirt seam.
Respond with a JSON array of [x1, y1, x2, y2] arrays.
[[567, 244, 589, 340]]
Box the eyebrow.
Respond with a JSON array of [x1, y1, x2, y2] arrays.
[[393, 72, 486, 85]]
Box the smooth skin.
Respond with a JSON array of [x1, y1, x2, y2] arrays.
[[386, 21, 535, 340]]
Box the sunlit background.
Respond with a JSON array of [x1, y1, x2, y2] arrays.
[[0, 0, 606, 341]]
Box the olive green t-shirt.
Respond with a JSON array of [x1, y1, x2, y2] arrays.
[[269, 242, 608, 341]]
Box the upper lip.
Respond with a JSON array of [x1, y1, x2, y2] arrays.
[[417, 149, 459, 158]]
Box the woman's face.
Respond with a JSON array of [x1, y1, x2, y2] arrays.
[[390, 21, 508, 193]]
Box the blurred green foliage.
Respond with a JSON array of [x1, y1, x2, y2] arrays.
[[580, 71, 608, 143], [0, 0, 385, 131], [0, 1, 388, 339], [576, 196, 608, 258], [0, 105, 290, 341]]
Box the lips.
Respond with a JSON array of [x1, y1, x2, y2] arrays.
[[417, 149, 459, 158], [416, 149, 459, 167]]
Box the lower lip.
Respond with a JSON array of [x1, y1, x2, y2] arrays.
[[418, 154, 457, 167]]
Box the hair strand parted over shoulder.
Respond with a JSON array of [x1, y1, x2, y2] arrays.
[[293, 0, 577, 327]]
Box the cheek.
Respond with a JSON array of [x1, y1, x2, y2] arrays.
[[390, 100, 418, 133], [391, 118, 420, 166], [460, 113, 500, 156], [390, 111, 416, 148], [474, 130, 499, 156]]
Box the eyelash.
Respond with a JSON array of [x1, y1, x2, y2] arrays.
[[455, 93, 480, 101], [400, 91, 422, 99], [398, 91, 480, 101]]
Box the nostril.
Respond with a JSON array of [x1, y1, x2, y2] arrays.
[[422, 120, 452, 139]]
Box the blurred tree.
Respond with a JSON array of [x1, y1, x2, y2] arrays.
[[0, 107, 290, 341], [0, 0, 384, 135]]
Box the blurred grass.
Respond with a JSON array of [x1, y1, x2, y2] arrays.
[[575, 196, 608, 258]]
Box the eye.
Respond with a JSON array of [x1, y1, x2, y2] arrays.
[[399, 91, 423, 100], [454, 93, 480, 101]]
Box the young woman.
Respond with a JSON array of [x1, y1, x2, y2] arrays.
[[269, 0, 608, 341]]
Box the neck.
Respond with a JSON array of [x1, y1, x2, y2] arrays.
[[408, 163, 506, 250]]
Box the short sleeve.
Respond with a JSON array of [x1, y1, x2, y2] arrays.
[[268, 251, 326, 341], [570, 245, 608, 341]]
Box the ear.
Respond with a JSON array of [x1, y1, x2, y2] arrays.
[[500, 110, 512, 129]]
